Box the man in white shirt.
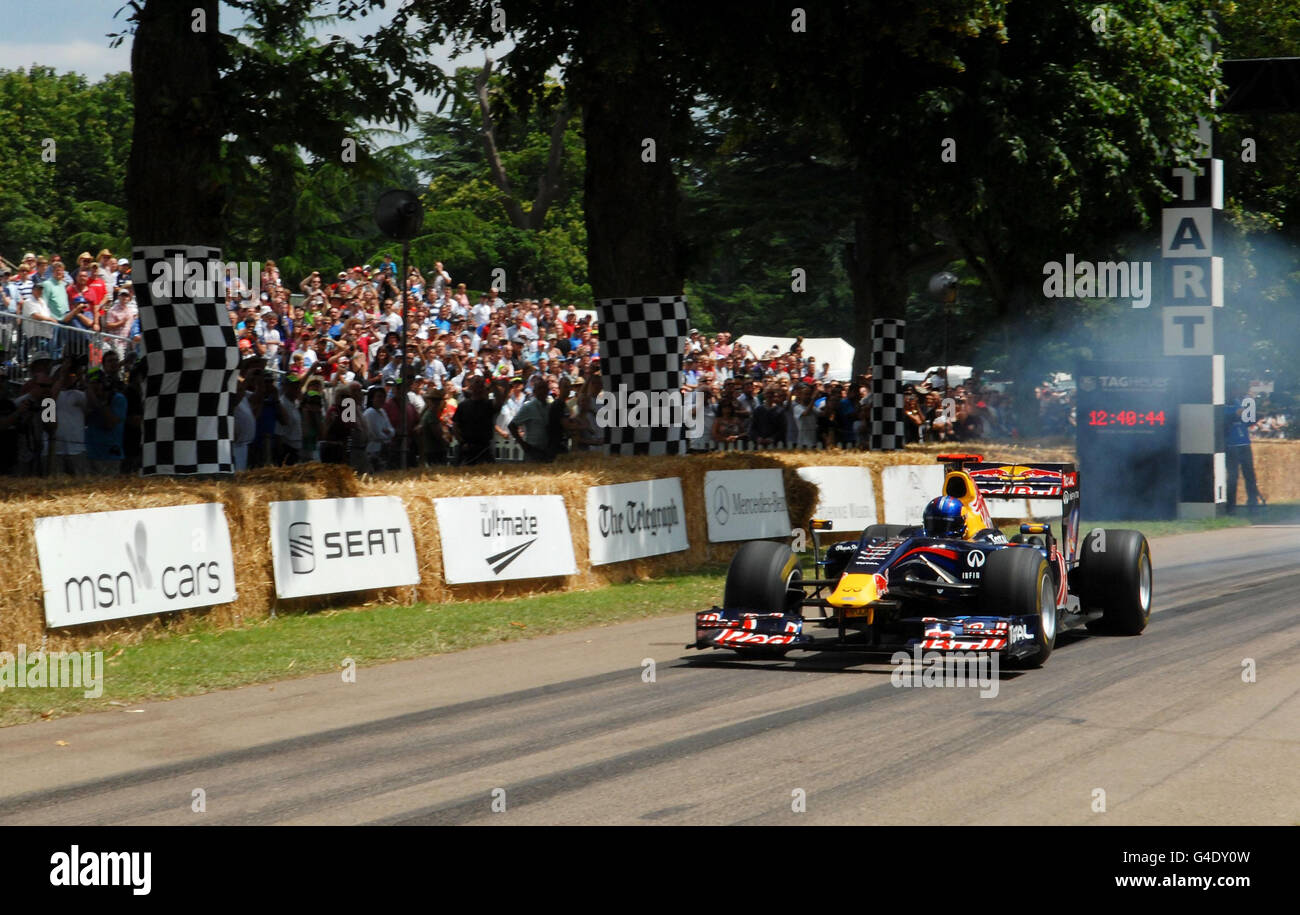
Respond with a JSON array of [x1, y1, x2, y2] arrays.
[[363, 386, 395, 471], [471, 294, 493, 329], [424, 348, 447, 389], [384, 302, 404, 335], [22, 283, 58, 357], [494, 378, 525, 440], [52, 365, 90, 475], [431, 261, 451, 299]]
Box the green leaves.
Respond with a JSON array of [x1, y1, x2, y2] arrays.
[[0, 67, 132, 256]]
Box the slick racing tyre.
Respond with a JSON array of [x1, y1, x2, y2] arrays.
[[982, 546, 1056, 668], [1078, 529, 1152, 635], [725, 540, 803, 614], [723, 541, 802, 659]]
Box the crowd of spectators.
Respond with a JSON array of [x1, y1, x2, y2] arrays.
[[1, 250, 1286, 476], [2, 249, 140, 352]]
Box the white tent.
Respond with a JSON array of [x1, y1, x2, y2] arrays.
[[901, 365, 975, 388], [734, 336, 856, 379]]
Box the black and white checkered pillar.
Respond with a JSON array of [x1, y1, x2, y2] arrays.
[[595, 295, 691, 455], [870, 318, 906, 450], [1161, 116, 1225, 518], [133, 245, 241, 475]]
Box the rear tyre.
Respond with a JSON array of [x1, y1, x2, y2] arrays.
[[982, 546, 1056, 668], [1078, 529, 1152, 635], [723, 541, 802, 659]]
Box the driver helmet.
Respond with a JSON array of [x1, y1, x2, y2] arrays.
[[922, 496, 966, 538]]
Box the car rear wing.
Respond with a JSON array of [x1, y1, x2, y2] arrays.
[[937, 453, 1082, 564], [936, 454, 1078, 500]]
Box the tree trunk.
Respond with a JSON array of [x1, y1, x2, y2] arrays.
[[126, 0, 223, 242], [572, 9, 683, 298], [847, 195, 911, 379]]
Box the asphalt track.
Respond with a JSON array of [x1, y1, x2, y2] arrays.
[[1, 526, 1297, 826]]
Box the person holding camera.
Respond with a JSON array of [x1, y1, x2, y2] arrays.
[[49, 355, 90, 476]]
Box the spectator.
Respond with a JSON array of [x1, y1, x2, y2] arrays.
[[51, 357, 90, 476], [363, 385, 395, 472], [509, 374, 551, 462], [494, 378, 525, 441], [750, 385, 787, 447], [231, 360, 262, 471], [453, 375, 498, 464], [418, 388, 449, 466], [1225, 390, 1262, 513], [712, 400, 745, 446], [84, 365, 126, 475], [42, 262, 71, 322], [791, 384, 819, 447]]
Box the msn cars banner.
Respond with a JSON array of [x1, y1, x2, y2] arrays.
[[796, 466, 878, 532], [586, 478, 689, 565], [35, 504, 237, 628], [269, 497, 420, 599], [435, 495, 577, 584], [704, 469, 790, 543]]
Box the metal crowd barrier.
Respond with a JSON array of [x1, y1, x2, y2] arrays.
[[445, 439, 528, 463], [692, 439, 855, 452], [0, 312, 136, 379]]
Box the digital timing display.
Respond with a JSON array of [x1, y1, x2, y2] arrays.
[[1086, 409, 1167, 428], [1076, 359, 1181, 520]]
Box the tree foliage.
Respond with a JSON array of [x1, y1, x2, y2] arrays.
[[0, 68, 132, 258]]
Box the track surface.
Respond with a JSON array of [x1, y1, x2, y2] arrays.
[[1, 526, 1298, 825]]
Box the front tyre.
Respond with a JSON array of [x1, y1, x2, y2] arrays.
[[723, 541, 802, 659], [982, 546, 1056, 668], [1079, 529, 1152, 635]]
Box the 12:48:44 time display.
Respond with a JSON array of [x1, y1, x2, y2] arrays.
[[1087, 409, 1166, 427]]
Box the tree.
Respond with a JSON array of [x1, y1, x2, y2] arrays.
[[410, 65, 589, 300], [0, 68, 132, 257], [390, 0, 720, 299]]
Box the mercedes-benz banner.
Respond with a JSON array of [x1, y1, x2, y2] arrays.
[[796, 465, 878, 532], [35, 503, 237, 628], [704, 469, 790, 543], [435, 495, 577, 584], [269, 497, 420, 599], [586, 477, 689, 565]]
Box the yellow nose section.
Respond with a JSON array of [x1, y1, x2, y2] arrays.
[[830, 573, 879, 620]]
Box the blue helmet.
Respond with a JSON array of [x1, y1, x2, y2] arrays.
[[923, 496, 966, 538]]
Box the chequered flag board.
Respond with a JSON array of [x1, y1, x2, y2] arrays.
[[133, 245, 240, 475], [870, 318, 906, 451], [596, 295, 691, 455]]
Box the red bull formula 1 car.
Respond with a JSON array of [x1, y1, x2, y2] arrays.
[[691, 454, 1152, 668]]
